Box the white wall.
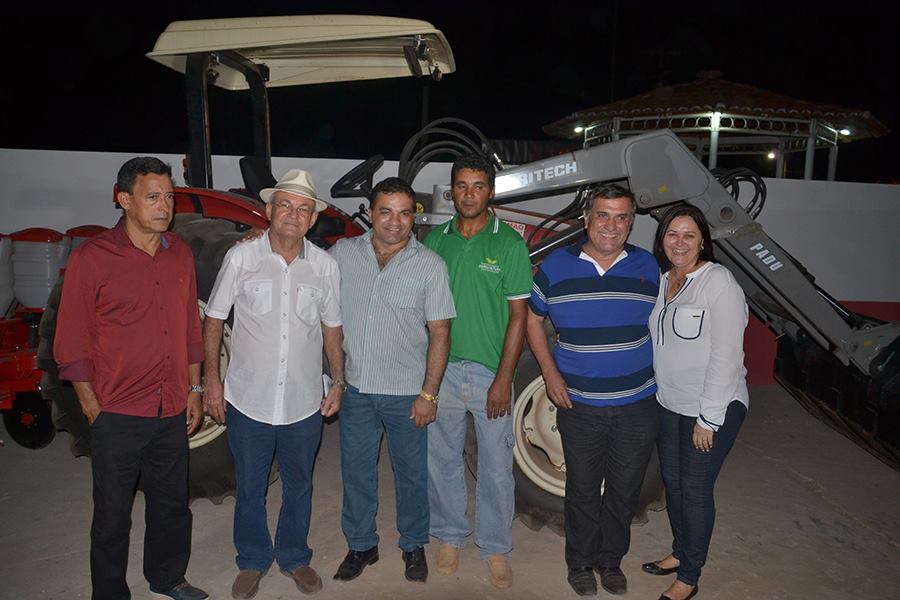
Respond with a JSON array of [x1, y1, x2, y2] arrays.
[[1, 148, 897, 302], [0, 148, 451, 231]]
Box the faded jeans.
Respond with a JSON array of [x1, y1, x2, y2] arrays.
[[428, 360, 515, 559]]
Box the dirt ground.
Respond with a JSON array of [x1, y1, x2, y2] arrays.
[[1, 385, 899, 599]]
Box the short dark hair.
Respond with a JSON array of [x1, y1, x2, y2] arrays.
[[652, 204, 717, 272], [117, 157, 173, 194], [584, 183, 636, 216], [370, 176, 416, 209], [451, 154, 495, 189]]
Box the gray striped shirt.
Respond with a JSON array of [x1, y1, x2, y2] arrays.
[[329, 231, 456, 395]]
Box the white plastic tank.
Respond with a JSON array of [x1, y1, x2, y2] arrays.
[[0, 234, 14, 314], [11, 228, 71, 309], [66, 224, 107, 251]]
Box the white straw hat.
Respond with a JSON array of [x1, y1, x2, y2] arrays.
[[259, 169, 327, 212]]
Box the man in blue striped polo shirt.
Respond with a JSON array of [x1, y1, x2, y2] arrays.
[[525, 184, 660, 597]]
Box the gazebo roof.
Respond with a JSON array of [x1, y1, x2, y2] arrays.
[[543, 73, 888, 142]]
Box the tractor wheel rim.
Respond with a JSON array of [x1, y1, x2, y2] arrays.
[[189, 301, 230, 450], [512, 375, 567, 497]]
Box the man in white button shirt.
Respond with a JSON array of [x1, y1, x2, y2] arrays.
[[202, 169, 345, 599]]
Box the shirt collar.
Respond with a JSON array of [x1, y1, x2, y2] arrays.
[[567, 237, 634, 258], [260, 229, 307, 262], [362, 229, 420, 258], [109, 217, 172, 251], [665, 260, 713, 280], [442, 212, 498, 236]]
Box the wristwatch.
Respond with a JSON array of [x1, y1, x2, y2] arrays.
[[189, 384, 204, 394]]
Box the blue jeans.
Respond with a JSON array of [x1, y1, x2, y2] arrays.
[[657, 401, 746, 586], [227, 404, 322, 572], [428, 360, 515, 559], [556, 395, 659, 569], [339, 385, 428, 552]]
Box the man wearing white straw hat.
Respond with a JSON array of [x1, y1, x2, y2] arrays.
[[203, 168, 345, 598]]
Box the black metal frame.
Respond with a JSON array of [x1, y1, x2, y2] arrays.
[[184, 51, 272, 189]]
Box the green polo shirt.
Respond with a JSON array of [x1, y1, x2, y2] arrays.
[[424, 213, 532, 372]]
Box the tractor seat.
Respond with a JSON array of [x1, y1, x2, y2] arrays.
[[239, 156, 277, 202]]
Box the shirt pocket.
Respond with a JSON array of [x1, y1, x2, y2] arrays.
[[672, 306, 706, 340], [385, 278, 421, 311], [295, 284, 321, 325], [243, 279, 273, 315]]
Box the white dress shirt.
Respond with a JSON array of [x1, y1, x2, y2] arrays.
[[649, 262, 749, 431], [205, 232, 341, 425]]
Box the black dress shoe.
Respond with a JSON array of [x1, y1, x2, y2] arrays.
[[567, 567, 597, 596], [402, 547, 428, 583], [659, 584, 699, 600], [642, 560, 679, 575], [595, 566, 627, 595], [333, 546, 379, 581]]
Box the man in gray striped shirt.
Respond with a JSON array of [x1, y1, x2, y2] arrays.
[[328, 177, 456, 585]]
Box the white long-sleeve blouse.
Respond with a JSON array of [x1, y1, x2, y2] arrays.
[[649, 262, 750, 431]]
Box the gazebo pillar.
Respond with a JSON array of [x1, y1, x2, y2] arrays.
[[775, 140, 785, 178], [804, 118, 817, 180], [708, 111, 721, 169], [827, 145, 839, 181]]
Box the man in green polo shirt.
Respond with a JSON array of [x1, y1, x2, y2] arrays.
[[424, 154, 532, 589]]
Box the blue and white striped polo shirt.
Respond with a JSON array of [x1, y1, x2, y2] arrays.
[[530, 241, 659, 407]]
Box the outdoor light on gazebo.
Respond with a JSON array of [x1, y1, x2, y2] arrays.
[[544, 72, 888, 181]]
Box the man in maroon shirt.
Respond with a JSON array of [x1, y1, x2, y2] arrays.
[[55, 157, 208, 600]]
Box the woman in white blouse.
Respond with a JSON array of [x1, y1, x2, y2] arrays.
[[642, 205, 749, 600]]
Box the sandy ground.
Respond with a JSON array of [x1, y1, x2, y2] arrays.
[[1, 385, 899, 599]]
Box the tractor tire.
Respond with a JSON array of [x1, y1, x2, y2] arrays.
[[2, 392, 56, 449], [172, 214, 248, 504]]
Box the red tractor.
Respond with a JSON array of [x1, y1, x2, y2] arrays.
[[13, 15, 454, 501]]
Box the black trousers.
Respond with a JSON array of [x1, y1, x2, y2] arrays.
[[556, 395, 659, 569], [89, 410, 192, 600]]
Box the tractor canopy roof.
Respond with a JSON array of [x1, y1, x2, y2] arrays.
[[147, 14, 455, 90]]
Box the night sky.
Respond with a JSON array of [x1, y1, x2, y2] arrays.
[[2, 1, 898, 182]]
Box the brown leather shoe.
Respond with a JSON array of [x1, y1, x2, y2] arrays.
[[282, 566, 323, 594], [232, 570, 265, 599]]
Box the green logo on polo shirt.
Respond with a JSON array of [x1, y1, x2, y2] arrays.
[[478, 257, 501, 274]]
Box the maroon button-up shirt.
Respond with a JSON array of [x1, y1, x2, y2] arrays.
[[54, 219, 203, 417]]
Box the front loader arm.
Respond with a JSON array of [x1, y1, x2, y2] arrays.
[[492, 130, 898, 375]]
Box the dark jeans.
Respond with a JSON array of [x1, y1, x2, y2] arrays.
[[657, 401, 746, 586], [556, 395, 659, 568], [89, 410, 192, 600], [339, 385, 429, 552], [227, 405, 322, 572]]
